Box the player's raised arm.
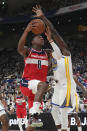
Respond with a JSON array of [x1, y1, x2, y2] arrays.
[[18, 22, 31, 57], [18, 22, 36, 57], [32, 5, 70, 56], [45, 26, 62, 59]]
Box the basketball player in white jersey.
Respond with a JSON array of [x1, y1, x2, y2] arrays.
[[32, 5, 74, 131], [33, 5, 75, 131], [0, 94, 9, 131], [32, 5, 87, 131], [46, 28, 87, 131]]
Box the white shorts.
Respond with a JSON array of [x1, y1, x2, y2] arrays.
[[0, 109, 6, 117], [68, 93, 80, 113], [28, 80, 41, 94], [52, 83, 76, 110]]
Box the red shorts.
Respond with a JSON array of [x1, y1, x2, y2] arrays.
[[16, 108, 27, 118]]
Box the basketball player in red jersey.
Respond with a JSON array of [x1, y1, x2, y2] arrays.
[[18, 20, 50, 128], [14, 88, 28, 131]]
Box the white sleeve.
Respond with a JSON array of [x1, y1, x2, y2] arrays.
[[50, 41, 62, 59]]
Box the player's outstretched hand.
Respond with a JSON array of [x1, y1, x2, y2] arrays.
[[32, 5, 44, 17]]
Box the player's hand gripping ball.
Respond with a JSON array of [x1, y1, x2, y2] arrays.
[[31, 19, 45, 35]]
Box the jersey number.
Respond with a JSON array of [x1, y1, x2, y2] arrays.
[[38, 60, 41, 69]]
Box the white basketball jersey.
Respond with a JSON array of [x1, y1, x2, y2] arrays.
[[50, 42, 76, 107], [52, 55, 76, 107], [54, 55, 76, 92]]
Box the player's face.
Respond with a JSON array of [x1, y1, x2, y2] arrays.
[[32, 35, 44, 47]]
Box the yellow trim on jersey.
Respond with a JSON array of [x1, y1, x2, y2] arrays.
[[65, 58, 69, 106], [75, 93, 79, 112], [67, 58, 71, 106], [65, 57, 71, 106]]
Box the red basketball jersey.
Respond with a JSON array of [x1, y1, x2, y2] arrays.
[[22, 48, 48, 82], [16, 96, 26, 109]]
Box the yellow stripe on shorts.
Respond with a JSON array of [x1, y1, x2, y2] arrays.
[[75, 93, 79, 112], [65, 57, 71, 106]]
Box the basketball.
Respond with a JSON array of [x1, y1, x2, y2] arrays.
[[31, 19, 45, 35]]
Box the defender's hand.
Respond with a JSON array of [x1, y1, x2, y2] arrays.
[[32, 5, 44, 17]]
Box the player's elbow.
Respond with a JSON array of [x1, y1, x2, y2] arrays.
[[17, 45, 21, 54], [17, 43, 26, 57]]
